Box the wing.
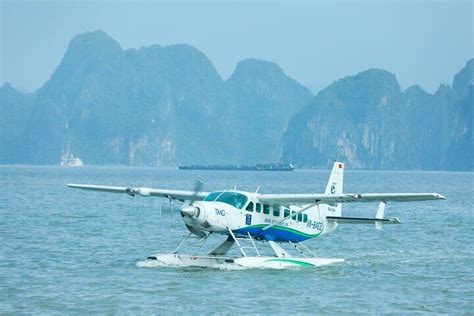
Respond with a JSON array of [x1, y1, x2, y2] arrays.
[[67, 184, 210, 202], [258, 192, 446, 205]]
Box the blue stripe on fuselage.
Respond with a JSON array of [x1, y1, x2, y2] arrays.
[[233, 226, 315, 242]]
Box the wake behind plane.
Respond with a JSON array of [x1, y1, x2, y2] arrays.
[[68, 162, 445, 269]]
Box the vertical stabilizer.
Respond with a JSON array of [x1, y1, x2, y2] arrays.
[[324, 162, 344, 216], [375, 202, 386, 230], [325, 162, 344, 195]]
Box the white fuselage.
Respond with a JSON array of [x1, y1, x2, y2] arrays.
[[181, 191, 338, 242]]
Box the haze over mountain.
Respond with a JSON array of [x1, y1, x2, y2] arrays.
[[282, 60, 473, 170], [0, 31, 472, 170], [0, 31, 312, 166]]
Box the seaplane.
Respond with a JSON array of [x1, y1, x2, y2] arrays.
[[68, 162, 445, 269]]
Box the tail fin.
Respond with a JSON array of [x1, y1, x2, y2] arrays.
[[325, 161, 344, 194], [324, 161, 344, 216]]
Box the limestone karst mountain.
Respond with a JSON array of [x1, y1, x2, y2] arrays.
[[281, 60, 472, 170], [0, 31, 471, 170]]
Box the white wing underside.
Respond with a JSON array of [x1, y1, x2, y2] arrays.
[[67, 184, 209, 201], [258, 192, 445, 204]]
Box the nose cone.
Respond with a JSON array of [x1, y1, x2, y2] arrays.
[[181, 205, 197, 217]]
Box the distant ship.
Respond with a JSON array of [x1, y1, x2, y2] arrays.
[[179, 163, 294, 171], [60, 152, 84, 167]]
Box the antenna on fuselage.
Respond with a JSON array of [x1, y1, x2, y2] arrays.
[[255, 185, 261, 193], [233, 185, 237, 191]]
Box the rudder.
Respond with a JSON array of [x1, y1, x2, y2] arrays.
[[324, 161, 344, 216]]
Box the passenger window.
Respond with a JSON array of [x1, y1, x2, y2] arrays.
[[273, 205, 280, 217], [284, 209, 290, 217], [263, 205, 270, 215], [291, 211, 297, 220], [256, 203, 262, 213], [246, 202, 254, 212], [303, 214, 308, 223], [297, 213, 303, 222]]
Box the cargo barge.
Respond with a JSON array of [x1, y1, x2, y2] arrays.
[[178, 163, 294, 171]]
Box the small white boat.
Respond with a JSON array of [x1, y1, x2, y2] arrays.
[[60, 152, 84, 167]]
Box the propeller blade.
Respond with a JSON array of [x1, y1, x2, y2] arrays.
[[189, 177, 204, 206], [185, 224, 207, 238], [169, 196, 173, 228], [179, 178, 207, 238]]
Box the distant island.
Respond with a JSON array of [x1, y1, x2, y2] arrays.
[[0, 30, 472, 171]]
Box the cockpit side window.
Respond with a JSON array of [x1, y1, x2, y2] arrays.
[[246, 202, 254, 212], [256, 203, 262, 213], [215, 192, 248, 209], [204, 191, 223, 201]]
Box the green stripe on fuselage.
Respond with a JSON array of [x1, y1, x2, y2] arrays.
[[263, 258, 315, 267]]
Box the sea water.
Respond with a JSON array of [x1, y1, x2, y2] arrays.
[[0, 166, 472, 314]]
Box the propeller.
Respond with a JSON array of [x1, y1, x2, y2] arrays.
[[181, 178, 204, 217], [181, 178, 207, 238], [168, 178, 205, 226]]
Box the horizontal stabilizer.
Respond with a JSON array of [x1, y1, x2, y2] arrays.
[[326, 216, 401, 225]]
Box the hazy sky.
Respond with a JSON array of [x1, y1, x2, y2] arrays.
[[1, 0, 472, 93]]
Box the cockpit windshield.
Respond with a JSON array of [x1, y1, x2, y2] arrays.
[[215, 192, 248, 209], [204, 191, 223, 201]]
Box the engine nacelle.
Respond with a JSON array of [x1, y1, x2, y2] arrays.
[[181, 202, 229, 232]]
